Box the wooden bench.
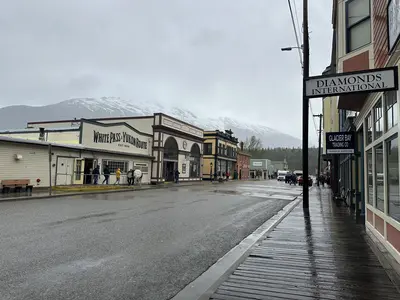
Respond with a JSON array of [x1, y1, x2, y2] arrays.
[[1, 179, 33, 194]]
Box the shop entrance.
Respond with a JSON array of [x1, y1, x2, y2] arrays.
[[84, 159, 94, 184], [164, 161, 177, 182], [163, 137, 179, 182]]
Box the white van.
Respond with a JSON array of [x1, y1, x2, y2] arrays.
[[277, 170, 288, 181], [294, 170, 303, 177]]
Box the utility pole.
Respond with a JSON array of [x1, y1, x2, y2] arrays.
[[314, 114, 323, 187], [302, 0, 310, 209]]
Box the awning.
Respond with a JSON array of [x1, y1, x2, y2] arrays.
[[337, 92, 369, 111]]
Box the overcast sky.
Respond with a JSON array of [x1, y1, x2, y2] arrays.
[[0, 0, 332, 143]]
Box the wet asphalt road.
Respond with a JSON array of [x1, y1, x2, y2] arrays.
[[0, 180, 301, 300]]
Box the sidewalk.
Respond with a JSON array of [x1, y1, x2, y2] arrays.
[[209, 188, 400, 300], [0, 180, 223, 202]]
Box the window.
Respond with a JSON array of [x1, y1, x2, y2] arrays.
[[385, 90, 398, 130], [367, 149, 373, 205], [375, 144, 384, 211], [374, 99, 383, 139], [75, 160, 82, 180], [387, 135, 399, 221], [103, 160, 128, 173], [366, 113, 373, 144], [346, 0, 371, 53], [134, 163, 149, 173], [204, 143, 213, 155]]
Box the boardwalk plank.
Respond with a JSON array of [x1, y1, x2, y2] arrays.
[[209, 189, 400, 300]]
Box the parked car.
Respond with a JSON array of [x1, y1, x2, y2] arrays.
[[298, 176, 313, 186]]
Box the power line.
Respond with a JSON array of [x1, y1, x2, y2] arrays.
[[287, 0, 319, 139], [287, 0, 303, 69]]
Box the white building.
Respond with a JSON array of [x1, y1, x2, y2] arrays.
[[0, 119, 154, 185], [0, 113, 204, 186]]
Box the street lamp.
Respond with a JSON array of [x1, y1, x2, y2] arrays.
[[281, 45, 303, 52], [281, 0, 310, 209], [210, 162, 213, 181]]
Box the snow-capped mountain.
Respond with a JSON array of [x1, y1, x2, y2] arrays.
[[0, 97, 301, 148]]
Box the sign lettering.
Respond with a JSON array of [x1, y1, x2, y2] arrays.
[[326, 132, 355, 154], [306, 67, 398, 98], [93, 130, 147, 149]]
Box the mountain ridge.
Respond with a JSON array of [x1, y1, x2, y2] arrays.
[[0, 97, 302, 148]]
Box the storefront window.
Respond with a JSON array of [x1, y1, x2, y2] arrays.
[[375, 144, 384, 211], [385, 90, 398, 130], [366, 113, 373, 144], [367, 149, 373, 205], [387, 135, 399, 221], [374, 99, 383, 139], [103, 160, 128, 173], [134, 163, 149, 173]]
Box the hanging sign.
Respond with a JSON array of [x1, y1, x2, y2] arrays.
[[388, 0, 400, 52], [326, 132, 355, 154], [306, 67, 398, 98]]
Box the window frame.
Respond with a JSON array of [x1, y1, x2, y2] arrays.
[[204, 143, 213, 155], [386, 134, 400, 221], [345, 0, 371, 53], [374, 98, 383, 140], [102, 160, 129, 174]]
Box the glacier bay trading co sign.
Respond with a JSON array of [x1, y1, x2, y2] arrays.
[[306, 67, 398, 98], [326, 132, 355, 154]]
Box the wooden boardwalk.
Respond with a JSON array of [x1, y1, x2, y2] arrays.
[[210, 189, 400, 300]]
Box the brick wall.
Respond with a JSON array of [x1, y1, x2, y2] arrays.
[[343, 51, 370, 72], [373, 0, 389, 68], [237, 152, 250, 179]]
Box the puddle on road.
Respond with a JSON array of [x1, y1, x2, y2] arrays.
[[212, 190, 240, 195]]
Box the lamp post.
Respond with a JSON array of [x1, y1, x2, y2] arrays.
[[281, 0, 309, 209], [210, 162, 213, 181]]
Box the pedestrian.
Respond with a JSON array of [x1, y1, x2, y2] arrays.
[[92, 166, 100, 185], [226, 170, 230, 181], [127, 169, 134, 185], [114, 168, 121, 185], [102, 165, 110, 184], [174, 169, 180, 183], [134, 169, 142, 186]]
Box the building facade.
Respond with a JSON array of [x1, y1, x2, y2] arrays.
[[203, 130, 238, 179], [271, 159, 289, 172], [328, 0, 400, 263], [250, 159, 273, 179], [0, 119, 154, 185], [1, 113, 204, 185], [236, 145, 251, 180]]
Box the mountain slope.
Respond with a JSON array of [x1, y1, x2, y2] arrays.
[[0, 97, 301, 148]]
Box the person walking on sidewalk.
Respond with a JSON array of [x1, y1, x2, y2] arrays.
[[127, 169, 134, 185], [92, 166, 100, 185], [174, 169, 180, 183], [102, 165, 110, 184], [114, 168, 121, 185]]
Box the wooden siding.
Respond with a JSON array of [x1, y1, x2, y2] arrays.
[[373, 0, 389, 68]]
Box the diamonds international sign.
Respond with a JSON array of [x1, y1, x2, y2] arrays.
[[306, 67, 398, 98]]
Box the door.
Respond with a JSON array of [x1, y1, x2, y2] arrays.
[[56, 157, 74, 185], [73, 159, 84, 185], [164, 161, 176, 182], [84, 159, 94, 184]]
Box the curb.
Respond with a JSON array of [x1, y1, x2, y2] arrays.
[[0, 180, 238, 203], [170, 195, 303, 300]]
